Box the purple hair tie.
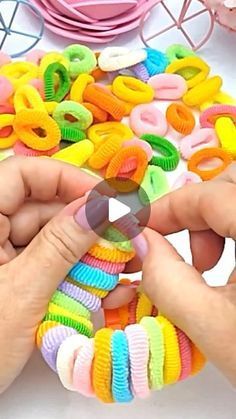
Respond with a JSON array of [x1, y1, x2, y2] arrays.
[[131, 63, 149, 82], [58, 280, 101, 312]]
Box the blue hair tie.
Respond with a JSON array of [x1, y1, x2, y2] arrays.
[[69, 262, 119, 291], [111, 330, 133, 403], [144, 48, 169, 76]]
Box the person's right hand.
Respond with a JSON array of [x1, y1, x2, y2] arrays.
[[142, 164, 236, 386]]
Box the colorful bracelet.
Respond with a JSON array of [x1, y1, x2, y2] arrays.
[[44, 62, 70, 102], [165, 56, 210, 89], [70, 74, 94, 103], [98, 47, 147, 72], [166, 103, 195, 135], [130, 104, 168, 137], [52, 140, 94, 167], [148, 73, 187, 100], [183, 76, 223, 107], [179, 128, 219, 160], [141, 134, 180, 171], [112, 76, 154, 104], [63, 44, 97, 79], [215, 117, 236, 157], [188, 147, 232, 180], [200, 104, 236, 129]]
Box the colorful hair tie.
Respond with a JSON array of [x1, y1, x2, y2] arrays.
[[93, 328, 114, 403], [58, 280, 101, 313], [166, 103, 195, 135], [165, 56, 210, 89], [43, 101, 57, 115], [200, 104, 236, 129], [29, 78, 45, 100], [69, 262, 119, 291], [172, 171, 202, 190], [0, 114, 17, 149], [52, 140, 94, 167], [143, 48, 168, 76], [141, 134, 180, 171], [139, 165, 169, 204], [98, 47, 147, 72], [130, 104, 168, 137], [87, 122, 133, 149], [14, 84, 46, 113], [0, 51, 11, 67], [60, 127, 86, 143], [175, 328, 192, 381], [215, 117, 236, 157], [82, 102, 108, 123], [53, 101, 93, 131], [88, 244, 135, 264], [148, 73, 187, 100], [140, 317, 164, 390], [13, 140, 59, 157], [122, 138, 153, 162], [81, 253, 125, 275], [70, 74, 94, 103], [130, 63, 149, 82], [188, 147, 232, 180], [180, 128, 219, 160], [183, 76, 223, 107], [73, 338, 95, 397], [165, 44, 197, 79], [39, 52, 69, 77], [84, 83, 126, 121], [0, 104, 15, 115], [191, 344, 206, 376], [44, 312, 93, 337], [111, 330, 133, 403], [51, 290, 90, 319], [0, 62, 38, 89], [88, 136, 123, 170], [63, 44, 97, 79], [136, 293, 153, 323], [13, 109, 61, 151], [0, 76, 13, 102], [112, 76, 154, 105], [44, 62, 70, 102], [26, 49, 46, 66], [105, 146, 148, 192]]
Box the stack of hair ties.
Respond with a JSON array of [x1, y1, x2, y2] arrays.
[[0, 42, 235, 403]]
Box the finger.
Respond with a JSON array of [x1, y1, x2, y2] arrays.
[[124, 255, 142, 273], [190, 230, 225, 272], [0, 156, 98, 215], [102, 284, 136, 309], [147, 166, 236, 239]]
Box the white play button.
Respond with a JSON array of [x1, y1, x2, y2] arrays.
[[108, 197, 131, 223]]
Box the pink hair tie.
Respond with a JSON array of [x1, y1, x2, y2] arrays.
[[0, 52, 11, 67], [26, 49, 46, 66], [0, 76, 14, 103], [120, 138, 153, 174], [125, 324, 150, 398], [81, 253, 125, 275], [148, 74, 188, 100], [73, 338, 95, 397], [176, 328, 192, 381], [179, 128, 218, 160], [200, 105, 236, 128], [13, 140, 59, 157], [130, 104, 168, 137], [29, 79, 45, 100], [0, 104, 15, 114], [172, 171, 202, 190]]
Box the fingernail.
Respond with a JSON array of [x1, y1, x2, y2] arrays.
[[75, 196, 109, 231], [131, 233, 148, 261]]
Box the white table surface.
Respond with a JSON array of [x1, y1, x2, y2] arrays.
[[1, 1, 236, 418]]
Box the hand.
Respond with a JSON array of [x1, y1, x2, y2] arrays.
[[0, 156, 106, 394], [142, 163, 236, 385]]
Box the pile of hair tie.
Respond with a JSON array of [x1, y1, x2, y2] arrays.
[[0, 42, 235, 403]]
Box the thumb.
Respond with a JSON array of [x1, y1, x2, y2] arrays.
[[9, 195, 109, 303]]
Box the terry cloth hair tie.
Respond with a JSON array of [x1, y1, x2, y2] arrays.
[[166, 103, 195, 135], [13, 109, 61, 151], [58, 280, 101, 313], [88, 136, 124, 170], [148, 73, 187, 100], [172, 171, 202, 190], [143, 48, 168, 76], [0, 62, 38, 90], [14, 84, 46, 113], [141, 133, 180, 171], [130, 104, 168, 137], [183, 76, 223, 108], [175, 328, 192, 381], [139, 165, 169, 204], [52, 140, 94, 167], [13, 140, 59, 157], [112, 76, 154, 105], [111, 330, 133, 403], [0, 76, 14, 102], [93, 328, 114, 403], [179, 128, 219, 160], [82, 102, 108, 123], [73, 337, 95, 397], [81, 254, 125, 275], [29, 79, 45, 100], [69, 262, 119, 291], [53, 101, 93, 131], [199, 91, 236, 112], [63, 44, 97, 80], [215, 117, 236, 158], [98, 47, 147, 72], [39, 52, 69, 77], [188, 147, 233, 180], [0, 114, 17, 149], [200, 104, 236, 129], [130, 63, 149, 83], [83, 83, 126, 121], [165, 56, 210, 89], [70, 74, 94, 103], [44, 62, 70, 102], [165, 44, 197, 79], [87, 121, 133, 149], [121, 138, 153, 174], [26, 49, 46, 66]]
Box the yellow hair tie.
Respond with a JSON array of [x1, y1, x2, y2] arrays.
[[136, 293, 153, 323], [165, 56, 210, 89], [0, 114, 17, 149], [87, 121, 133, 149], [70, 74, 94, 102], [36, 320, 60, 348], [93, 328, 114, 403], [14, 85, 46, 113], [43, 101, 58, 115], [88, 136, 123, 170], [14, 109, 61, 151], [78, 283, 109, 298], [183, 76, 222, 107], [199, 91, 236, 111], [0, 62, 38, 90], [112, 76, 154, 104], [52, 140, 94, 167], [157, 316, 181, 385], [39, 52, 69, 77], [215, 116, 236, 157], [88, 244, 135, 263]]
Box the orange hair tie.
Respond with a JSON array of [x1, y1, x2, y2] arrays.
[[88, 136, 123, 170], [104, 309, 122, 330], [88, 244, 135, 263], [105, 146, 148, 192], [83, 83, 126, 121], [91, 52, 107, 81], [166, 103, 195, 135], [188, 147, 232, 180], [82, 102, 108, 123], [191, 344, 206, 375]]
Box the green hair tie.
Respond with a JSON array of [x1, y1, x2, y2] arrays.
[[53, 101, 93, 131], [165, 44, 198, 80], [51, 290, 90, 319], [44, 62, 70, 102], [141, 134, 180, 171], [63, 44, 97, 79], [103, 226, 133, 252], [60, 126, 86, 142], [44, 313, 92, 337], [139, 165, 169, 205]]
